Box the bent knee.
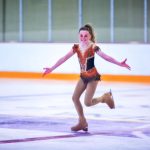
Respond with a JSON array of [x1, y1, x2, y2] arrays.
[[72, 95, 79, 103], [84, 100, 92, 107]]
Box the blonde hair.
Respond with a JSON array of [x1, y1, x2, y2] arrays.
[[79, 24, 96, 43]]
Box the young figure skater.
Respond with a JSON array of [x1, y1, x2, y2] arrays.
[[43, 24, 130, 132]]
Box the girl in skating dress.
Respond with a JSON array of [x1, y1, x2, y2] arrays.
[[43, 24, 130, 132]]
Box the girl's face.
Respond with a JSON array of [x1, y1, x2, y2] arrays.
[[79, 30, 91, 45]]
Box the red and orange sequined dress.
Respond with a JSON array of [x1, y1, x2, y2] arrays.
[[72, 44, 101, 84]]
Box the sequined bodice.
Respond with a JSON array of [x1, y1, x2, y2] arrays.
[[73, 44, 99, 72]]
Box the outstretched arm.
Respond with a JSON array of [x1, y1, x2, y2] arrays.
[[96, 50, 131, 70], [43, 49, 74, 77]]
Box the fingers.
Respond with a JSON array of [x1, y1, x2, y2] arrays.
[[42, 68, 48, 77], [124, 59, 131, 70], [43, 67, 48, 70], [42, 72, 46, 77], [42, 71, 47, 77], [127, 66, 131, 70], [128, 66, 131, 70], [122, 58, 127, 63], [124, 58, 127, 62], [42, 68, 51, 77], [121, 58, 131, 70], [126, 64, 131, 70]]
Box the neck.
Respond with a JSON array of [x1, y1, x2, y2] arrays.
[[80, 41, 92, 47], [79, 41, 93, 51]]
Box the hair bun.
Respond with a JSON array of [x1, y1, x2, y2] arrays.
[[84, 24, 92, 28]]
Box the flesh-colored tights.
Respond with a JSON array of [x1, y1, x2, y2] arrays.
[[72, 78, 102, 123]]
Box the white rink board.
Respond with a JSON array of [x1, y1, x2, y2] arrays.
[[0, 43, 150, 75]]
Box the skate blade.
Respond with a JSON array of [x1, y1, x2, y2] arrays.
[[82, 127, 88, 132], [71, 126, 88, 132]]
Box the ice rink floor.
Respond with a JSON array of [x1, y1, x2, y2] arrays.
[[0, 78, 150, 150]]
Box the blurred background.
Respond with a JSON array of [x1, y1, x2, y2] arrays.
[[0, 0, 150, 81], [0, 1, 150, 149], [0, 0, 149, 43]]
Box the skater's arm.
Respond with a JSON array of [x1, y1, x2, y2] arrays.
[[96, 49, 131, 70], [43, 49, 74, 77]]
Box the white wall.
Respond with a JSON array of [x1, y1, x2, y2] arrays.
[[0, 43, 150, 75]]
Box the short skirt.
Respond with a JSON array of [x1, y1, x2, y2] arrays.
[[80, 67, 101, 84]]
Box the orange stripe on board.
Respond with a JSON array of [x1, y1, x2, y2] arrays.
[[0, 72, 79, 80], [102, 74, 150, 83], [0, 71, 150, 83]]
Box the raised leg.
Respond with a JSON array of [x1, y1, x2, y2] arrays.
[[84, 81, 115, 109]]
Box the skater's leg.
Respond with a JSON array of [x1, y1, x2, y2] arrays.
[[84, 81, 115, 108], [71, 79, 88, 131], [84, 80, 98, 107]]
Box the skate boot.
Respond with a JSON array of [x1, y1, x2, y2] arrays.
[[101, 90, 115, 109], [71, 121, 88, 132]]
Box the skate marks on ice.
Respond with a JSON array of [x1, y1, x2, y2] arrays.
[[0, 79, 150, 147], [0, 115, 150, 144]]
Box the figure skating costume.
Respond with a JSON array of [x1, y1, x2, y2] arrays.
[[73, 44, 101, 84]]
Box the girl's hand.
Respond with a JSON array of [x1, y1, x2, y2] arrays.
[[42, 49, 74, 77], [120, 58, 131, 70], [42, 67, 52, 77]]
